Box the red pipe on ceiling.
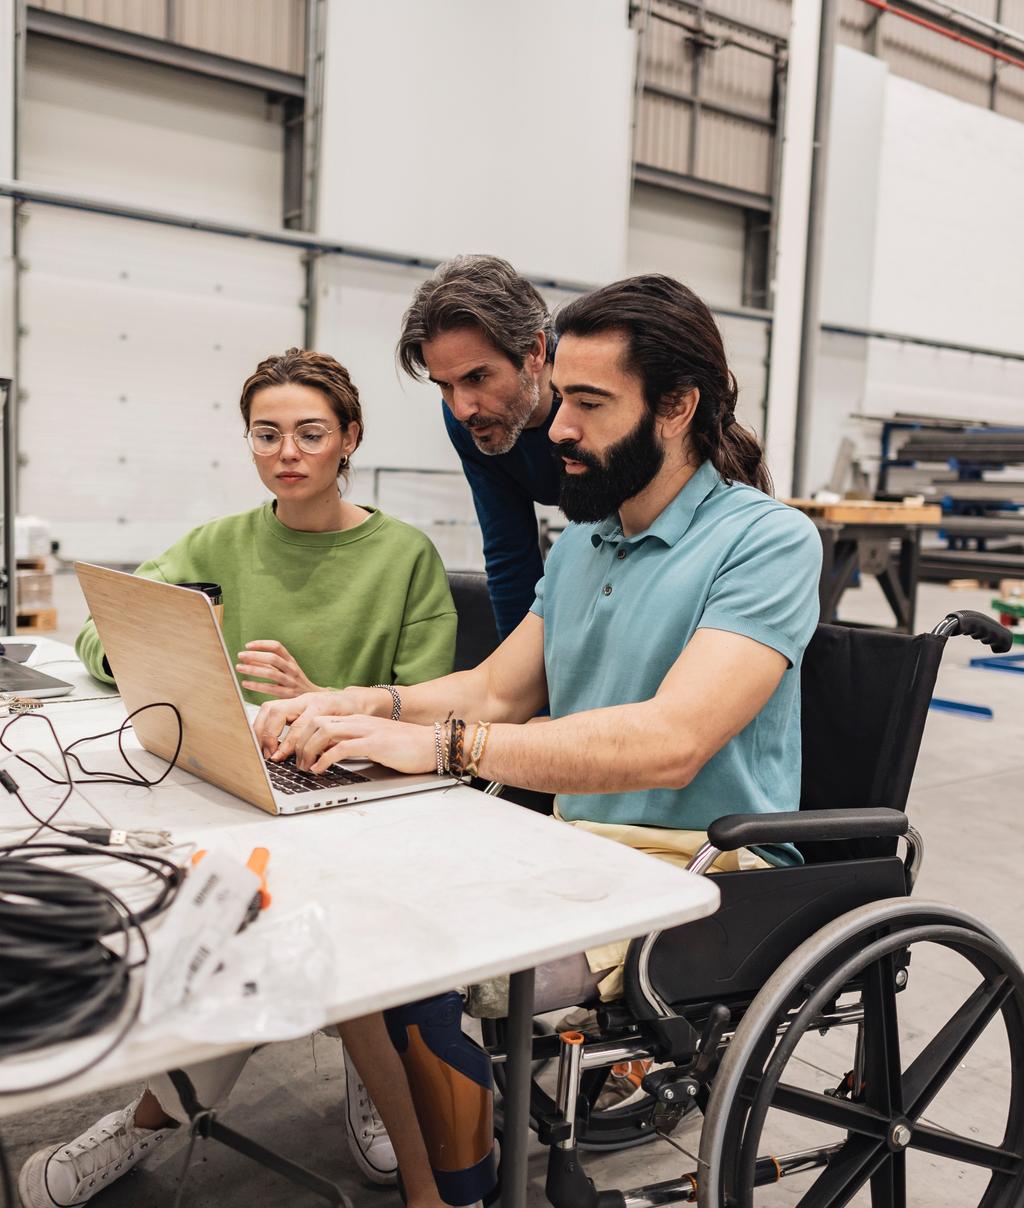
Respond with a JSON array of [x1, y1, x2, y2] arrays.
[[860, 0, 1024, 72]]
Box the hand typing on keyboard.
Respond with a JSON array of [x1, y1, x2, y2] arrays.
[[264, 755, 370, 795]]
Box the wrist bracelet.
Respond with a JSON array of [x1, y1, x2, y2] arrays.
[[433, 722, 445, 776], [464, 721, 491, 778], [371, 684, 402, 721], [450, 719, 467, 777]]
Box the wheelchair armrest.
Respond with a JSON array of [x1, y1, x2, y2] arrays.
[[707, 807, 909, 852]]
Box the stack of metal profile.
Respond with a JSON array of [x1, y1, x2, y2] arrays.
[[902, 429, 1024, 582], [900, 430, 1024, 466]]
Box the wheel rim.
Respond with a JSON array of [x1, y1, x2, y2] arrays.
[[702, 907, 1024, 1207]]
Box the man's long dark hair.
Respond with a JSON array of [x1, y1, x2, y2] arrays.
[[553, 275, 772, 495]]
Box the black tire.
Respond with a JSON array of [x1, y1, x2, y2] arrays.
[[698, 899, 1024, 1207], [482, 1017, 667, 1151]]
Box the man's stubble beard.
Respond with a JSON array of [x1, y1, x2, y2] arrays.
[[468, 368, 541, 457]]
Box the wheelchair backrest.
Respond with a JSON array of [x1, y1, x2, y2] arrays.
[[446, 571, 500, 672], [798, 624, 946, 862]]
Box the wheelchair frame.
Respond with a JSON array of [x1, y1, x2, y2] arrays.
[[481, 610, 1024, 1208]]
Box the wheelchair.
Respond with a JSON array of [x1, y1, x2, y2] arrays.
[[446, 572, 1024, 1207]]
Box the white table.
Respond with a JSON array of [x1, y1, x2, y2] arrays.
[[0, 640, 721, 1207]]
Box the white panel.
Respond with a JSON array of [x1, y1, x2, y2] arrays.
[[18, 207, 304, 562], [0, 0, 13, 378], [808, 49, 1024, 492], [820, 47, 888, 328], [313, 257, 461, 476], [627, 183, 746, 308], [21, 38, 285, 227], [870, 76, 1024, 354], [318, 0, 635, 284], [862, 340, 1024, 422]]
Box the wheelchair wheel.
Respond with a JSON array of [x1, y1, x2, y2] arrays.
[[698, 899, 1024, 1207], [481, 1017, 665, 1151]]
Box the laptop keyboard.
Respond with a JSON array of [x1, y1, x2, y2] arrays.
[[265, 755, 371, 795]]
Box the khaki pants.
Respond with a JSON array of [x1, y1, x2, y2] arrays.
[[148, 1051, 253, 1124]]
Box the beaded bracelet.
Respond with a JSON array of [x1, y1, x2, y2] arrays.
[[433, 722, 445, 775], [371, 684, 402, 721]]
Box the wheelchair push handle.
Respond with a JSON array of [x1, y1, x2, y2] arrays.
[[933, 609, 1013, 653]]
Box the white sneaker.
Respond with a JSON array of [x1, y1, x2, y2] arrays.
[[17, 1096, 174, 1207], [343, 1047, 397, 1186]]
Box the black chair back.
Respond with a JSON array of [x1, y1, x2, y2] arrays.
[[798, 624, 946, 862], [446, 570, 500, 673]]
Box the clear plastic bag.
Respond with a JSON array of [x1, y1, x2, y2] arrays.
[[165, 903, 337, 1044]]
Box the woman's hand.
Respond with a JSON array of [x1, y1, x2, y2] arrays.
[[254, 687, 394, 759], [235, 640, 321, 698], [290, 715, 436, 776]]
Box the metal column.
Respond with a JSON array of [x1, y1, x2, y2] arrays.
[[792, 0, 839, 496], [501, 967, 536, 1208]]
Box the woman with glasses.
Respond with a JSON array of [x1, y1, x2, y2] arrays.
[[29, 350, 457, 1208], [76, 347, 456, 702]]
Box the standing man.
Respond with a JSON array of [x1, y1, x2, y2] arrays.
[[398, 254, 560, 638]]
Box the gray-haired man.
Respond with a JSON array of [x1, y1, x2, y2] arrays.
[[398, 254, 562, 638]]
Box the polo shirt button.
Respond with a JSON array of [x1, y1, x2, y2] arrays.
[[616, 548, 627, 560], [602, 584, 613, 596]]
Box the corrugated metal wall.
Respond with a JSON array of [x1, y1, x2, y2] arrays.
[[30, 0, 306, 73], [634, 0, 782, 200], [838, 0, 1024, 121], [635, 0, 1024, 204]]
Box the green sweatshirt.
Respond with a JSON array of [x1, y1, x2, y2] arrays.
[[76, 503, 457, 703]]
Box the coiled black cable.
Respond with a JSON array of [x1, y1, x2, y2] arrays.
[[0, 843, 183, 1067], [0, 703, 187, 1203]]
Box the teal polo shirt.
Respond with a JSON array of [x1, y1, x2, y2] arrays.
[[531, 460, 822, 862]]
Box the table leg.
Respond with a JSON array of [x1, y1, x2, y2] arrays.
[[501, 967, 536, 1208]]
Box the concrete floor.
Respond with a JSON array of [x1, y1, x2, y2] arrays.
[[5, 574, 1024, 1206]]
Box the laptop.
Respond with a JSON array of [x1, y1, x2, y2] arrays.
[[75, 562, 454, 815], [0, 657, 74, 698]]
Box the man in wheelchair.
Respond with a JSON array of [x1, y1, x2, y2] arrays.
[[257, 276, 1024, 1208]]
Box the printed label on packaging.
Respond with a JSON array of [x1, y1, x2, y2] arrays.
[[141, 850, 260, 1024]]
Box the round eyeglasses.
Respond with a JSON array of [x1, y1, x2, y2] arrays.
[[246, 423, 340, 456]]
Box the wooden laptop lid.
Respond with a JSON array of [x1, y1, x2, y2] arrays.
[[75, 563, 277, 813]]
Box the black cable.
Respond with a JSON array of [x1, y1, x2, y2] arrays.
[[0, 703, 183, 848], [0, 708, 187, 1204], [0, 842, 183, 1081]]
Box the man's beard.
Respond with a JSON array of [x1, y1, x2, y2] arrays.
[[464, 368, 541, 456], [556, 408, 665, 524]]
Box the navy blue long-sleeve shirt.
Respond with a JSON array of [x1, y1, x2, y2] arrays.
[[444, 399, 562, 639]]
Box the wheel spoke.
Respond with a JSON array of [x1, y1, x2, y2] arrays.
[[870, 1152, 906, 1208], [772, 1082, 888, 1139], [862, 953, 904, 1117], [902, 976, 1012, 1120], [910, 1122, 1022, 1175], [795, 1135, 887, 1208]]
